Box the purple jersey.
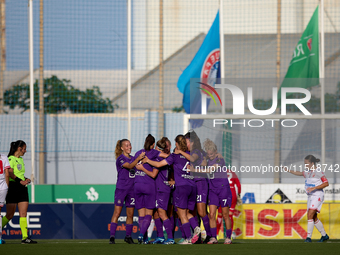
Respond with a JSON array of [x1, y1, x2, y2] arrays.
[[165, 152, 195, 187], [116, 154, 136, 190], [191, 149, 207, 181], [134, 149, 160, 184], [155, 156, 171, 193], [207, 156, 230, 189]]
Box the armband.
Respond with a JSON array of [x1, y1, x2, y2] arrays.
[[15, 177, 22, 183]]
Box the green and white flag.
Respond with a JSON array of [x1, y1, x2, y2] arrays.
[[279, 6, 319, 98]]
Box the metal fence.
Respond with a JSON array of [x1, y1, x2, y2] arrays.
[[0, 0, 339, 184]]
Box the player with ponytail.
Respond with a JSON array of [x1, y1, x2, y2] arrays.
[[136, 137, 174, 244], [143, 135, 201, 244], [109, 139, 145, 244], [287, 155, 329, 243], [2, 140, 36, 244], [133, 134, 169, 244], [176, 130, 211, 244]]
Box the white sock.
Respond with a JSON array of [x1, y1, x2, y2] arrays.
[[307, 220, 314, 238], [314, 219, 326, 236], [147, 219, 155, 238]]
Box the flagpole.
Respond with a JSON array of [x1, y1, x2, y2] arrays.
[[219, 0, 225, 114], [28, 0, 35, 203], [319, 0, 325, 165], [127, 0, 131, 140]]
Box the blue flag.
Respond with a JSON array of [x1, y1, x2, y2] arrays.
[[177, 11, 220, 128]]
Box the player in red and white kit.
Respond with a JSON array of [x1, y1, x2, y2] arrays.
[[216, 169, 241, 239], [228, 170, 241, 237], [288, 155, 329, 243], [0, 154, 11, 244]]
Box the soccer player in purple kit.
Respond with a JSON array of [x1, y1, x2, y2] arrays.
[[109, 139, 145, 244], [134, 134, 169, 244], [136, 137, 174, 244], [177, 130, 211, 244], [143, 135, 201, 245], [203, 139, 233, 244]]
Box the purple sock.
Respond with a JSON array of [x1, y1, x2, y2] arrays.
[[139, 216, 144, 230], [211, 227, 217, 238], [163, 219, 173, 239], [189, 217, 198, 230], [110, 222, 118, 238], [202, 215, 211, 236], [226, 228, 232, 239], [170, 216, 175, 231], [195, 215, 199, 225], [178, 219, 185, 238], [154, 218, 164, 238], [126, 224, 133, 237], [140, 215, 152, 235], [182, 222, 191, 239]]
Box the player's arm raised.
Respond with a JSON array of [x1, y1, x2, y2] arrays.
[[285, 166, 304, 176], [123, 152, 145, 169]]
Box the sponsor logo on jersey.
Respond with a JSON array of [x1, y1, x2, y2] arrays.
[[135, 171, 146, 176]]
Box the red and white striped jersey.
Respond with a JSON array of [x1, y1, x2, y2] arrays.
[[0, 154, 10, 190]]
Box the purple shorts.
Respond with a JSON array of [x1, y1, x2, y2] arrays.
[[174, 185, 196, 211], [134, 182, 156, 210], [114, 188, 135, 208], [195, 179, 208, 204], [208, 187, 232, 208], [156, 191, 170, 211]]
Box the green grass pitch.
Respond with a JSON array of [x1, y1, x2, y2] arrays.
[[1, 239, 339, 255]]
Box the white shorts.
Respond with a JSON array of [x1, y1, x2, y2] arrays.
[[0, 188, 8, 207], [307, 193, 324, 213]]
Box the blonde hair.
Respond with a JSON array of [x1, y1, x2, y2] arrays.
[[203, 138, 217, 152], [115, 139, 129, 159]]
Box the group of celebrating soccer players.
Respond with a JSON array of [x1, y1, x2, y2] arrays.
[[109, 131, 241, 245]]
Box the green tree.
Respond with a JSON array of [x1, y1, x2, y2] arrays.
[[4, 75, 117, 113]]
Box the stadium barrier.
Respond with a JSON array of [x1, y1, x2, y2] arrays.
[[1, 203, 340, 240], [24, 184, 340, 204], [0, 203, 180, 240], [27, 184, 116, 203], [233, 204, 339, 240]]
